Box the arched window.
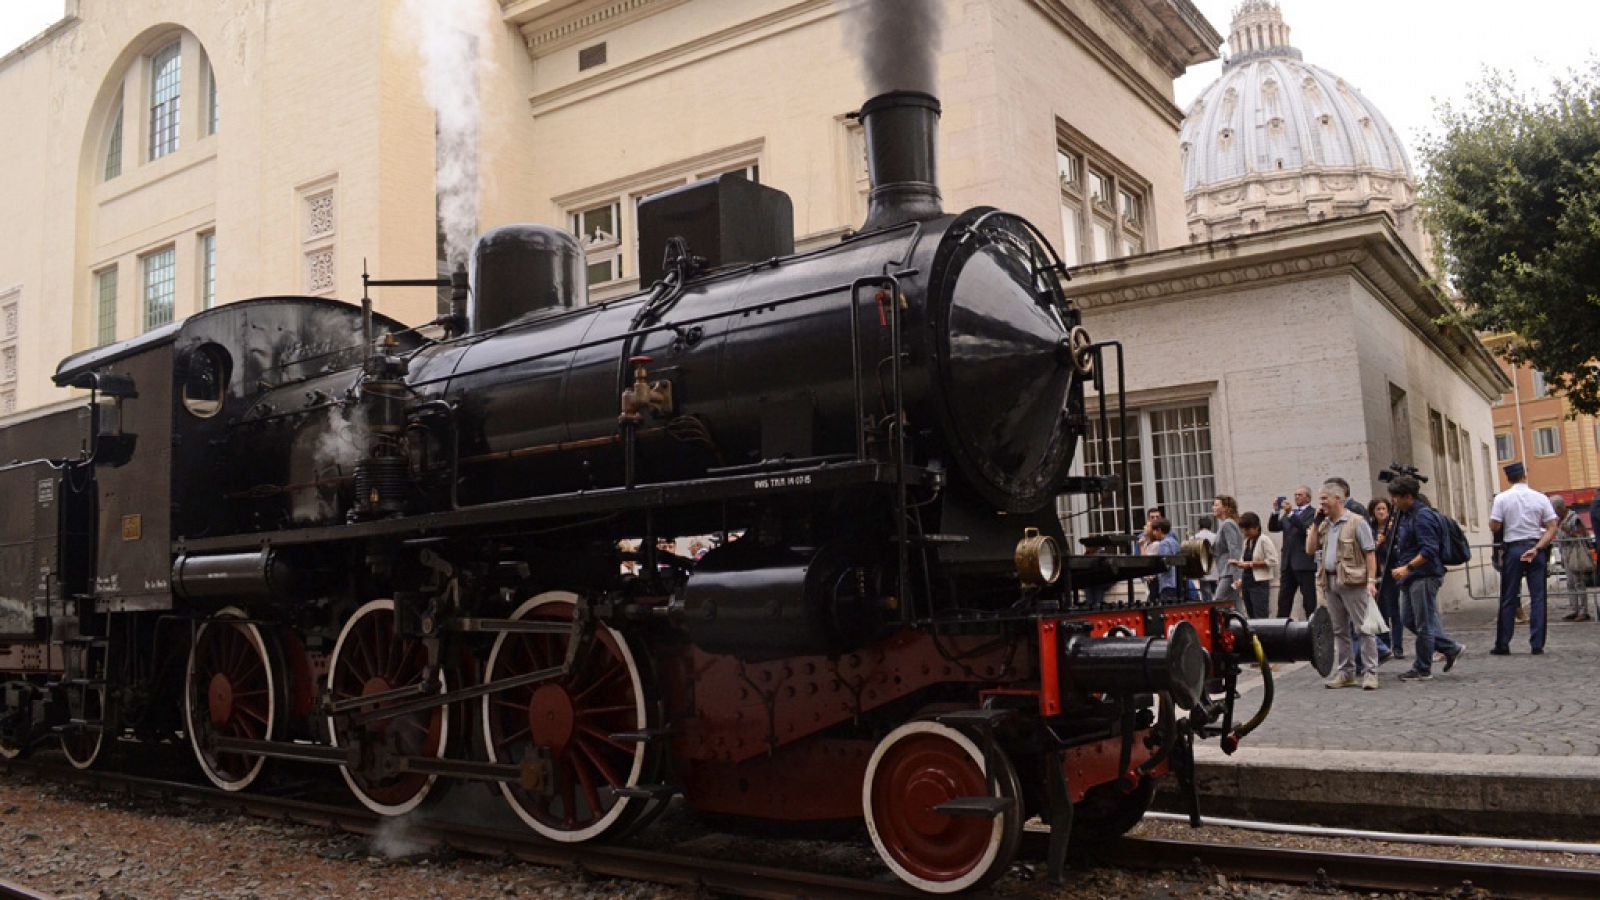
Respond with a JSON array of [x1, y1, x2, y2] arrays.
[[104, 92, 124, 180], [149, 40, 181, 160], [205, 57, 219, 135]]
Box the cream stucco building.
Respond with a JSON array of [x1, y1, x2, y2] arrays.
[[0, 0, 1217, 416], [0, 0, 1506, 605]]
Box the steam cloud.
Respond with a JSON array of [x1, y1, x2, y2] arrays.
[[837, 0, 947, 95], [406, 0, 487, 267], [371, 815, 436, 859]]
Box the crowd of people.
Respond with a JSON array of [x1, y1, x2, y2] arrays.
[[1134, 462, 1600, 690]]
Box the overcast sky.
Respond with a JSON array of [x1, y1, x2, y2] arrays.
[[3, 0, 1597, 161]]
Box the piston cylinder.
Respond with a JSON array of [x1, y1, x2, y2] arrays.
[[172, 550, 301, 603], [1062, 621, 1207, 709], [1247, 606, 1335, 676]]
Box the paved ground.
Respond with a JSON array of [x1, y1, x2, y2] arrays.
[[1218, 608, 1600, 762], [1178, 608, 1600, 835]]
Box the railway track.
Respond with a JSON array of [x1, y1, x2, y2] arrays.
[[0, 879, 52, 900], [7, 756, 1600, 898], [0, 757, 911, 899]]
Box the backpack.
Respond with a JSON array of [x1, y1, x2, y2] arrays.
[[1437, 509, 1472, 567]]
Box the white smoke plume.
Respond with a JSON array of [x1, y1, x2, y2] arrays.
[[405, 0, 489, 267], [313, 403, 369, 475], [371, 814, 436, 859], [837, 0, 947, 96]]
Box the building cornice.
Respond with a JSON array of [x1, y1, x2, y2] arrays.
[[0, 5, 80, 75], [1029, 0, 1215, 129], [522, 0, 833, 118], [501, 0, 691, 57], [1063, 213, 1512, 401]]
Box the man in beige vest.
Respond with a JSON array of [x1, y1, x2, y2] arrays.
[[1308, 480, 1380, 690]]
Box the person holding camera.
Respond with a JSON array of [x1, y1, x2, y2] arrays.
[[1308, 480, 1380, 690], [1270, 486, 1318, 619], [1387, 476, 1466, 680], [1490, 462, 1560, 654]]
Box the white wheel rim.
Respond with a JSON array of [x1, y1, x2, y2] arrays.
[[61, 685, 106, 770], [327, 598, 451, 816], [184, 607, 277, 791], [862, 720, 1006, 895], [481, 591, 648, 843]]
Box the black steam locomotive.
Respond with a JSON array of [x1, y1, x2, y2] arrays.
[[0, 91, 1329, 893]]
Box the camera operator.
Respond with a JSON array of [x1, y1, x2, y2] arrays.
[[1387, 475, 1466, 680]]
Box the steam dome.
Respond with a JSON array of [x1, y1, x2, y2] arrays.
[[1179, 2, 1425, 254]]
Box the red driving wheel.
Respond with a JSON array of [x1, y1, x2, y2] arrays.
[[864, 721, 1023, 894], [482, 593, 652, 843], [327, 599, 449, 815], [185, 608, 277, 790]]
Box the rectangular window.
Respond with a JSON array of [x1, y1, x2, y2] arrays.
[[1531, 369, 1549, 398], [1495, 432, 1515, 461], [1389, 383, 1412, 464], [1089, 169, 1113, 209], [1428, 409, 1453, 520], [1057, 128, 1151, 266], [1462, 427, 1479, 527], [1080, 413, 1146, 538], [572, 201, 623, 286], [1533, 424, 1561, 457], [96, 268, 118, 345], [1446, 420, 1465, 521], [149, 40, 182, 160], [206, 61, 219, 135], [1078, 403, 1215, 539], [1119, 189, 1143, 228], [200, 232, 216, 309], [141, 247, 175, 331], [1482, 443, 1494, 503], [1091, 217, 1114, 262], [105, 102, 123, 180], [1058, 204, 1081, 267]]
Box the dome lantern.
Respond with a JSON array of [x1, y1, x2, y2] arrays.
[[1226, 2, 1300, 68]]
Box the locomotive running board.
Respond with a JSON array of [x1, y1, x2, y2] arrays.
[[176, 461, 939, 555]]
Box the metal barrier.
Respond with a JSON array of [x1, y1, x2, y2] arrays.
[[1463, 539, 1600, 617]]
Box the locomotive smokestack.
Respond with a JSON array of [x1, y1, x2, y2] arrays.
[[857, 91, 943, 232]]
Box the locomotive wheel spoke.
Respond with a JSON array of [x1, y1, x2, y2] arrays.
[[577, 724, 631, 754], [483, 593, 653, 843], [327, 600, 449, 817], [575, 737, 622, 787], [185, 608, 277, 792]]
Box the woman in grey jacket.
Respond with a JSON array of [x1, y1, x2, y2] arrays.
[[1211, 495, 1244, 610]]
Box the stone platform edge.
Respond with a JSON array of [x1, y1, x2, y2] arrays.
[[1150, 747, 1600, 839]]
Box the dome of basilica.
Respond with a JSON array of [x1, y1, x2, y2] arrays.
[[1179, 2, 1425, 253]]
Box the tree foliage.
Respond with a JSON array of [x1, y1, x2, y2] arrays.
[[1421, 63, 1600, 415]]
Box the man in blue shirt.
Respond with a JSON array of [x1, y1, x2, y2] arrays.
[[1387, 476, 1466, 680], [1145, 518, 1181, 600]]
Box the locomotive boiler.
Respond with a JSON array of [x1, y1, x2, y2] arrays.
[[0, 90, 1332, 894]]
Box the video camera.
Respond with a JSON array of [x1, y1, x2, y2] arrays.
[[1377, 462, 1429, 484]]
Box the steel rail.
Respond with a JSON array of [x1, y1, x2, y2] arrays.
[[1033, 833, 1600, 899], [13, 756, 1598, 898], [0, 759, 910, 900], [0, 879, 53, 900]]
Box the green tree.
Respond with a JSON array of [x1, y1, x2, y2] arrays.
[[1421, 63, 1600, 415]]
